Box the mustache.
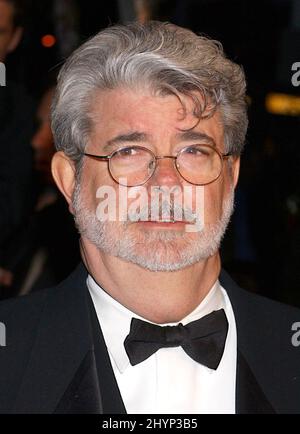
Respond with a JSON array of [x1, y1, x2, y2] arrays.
[[127, 199, 200, 224]]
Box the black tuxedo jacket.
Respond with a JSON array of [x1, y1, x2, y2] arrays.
[[0, 262, 299, 414]]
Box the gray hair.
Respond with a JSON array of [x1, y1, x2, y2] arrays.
[[51, 21, 248, 164]]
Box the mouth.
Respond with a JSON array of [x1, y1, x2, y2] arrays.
[[140, 218, 177, 223], [135, 219, 192, 229]]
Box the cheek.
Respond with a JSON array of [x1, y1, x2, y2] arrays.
[[203, 182, 226, 223], [82, 164, 114, 208]]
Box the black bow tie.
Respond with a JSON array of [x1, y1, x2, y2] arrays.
[[124, 309, 228, 370]]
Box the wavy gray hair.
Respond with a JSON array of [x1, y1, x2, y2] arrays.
[[51, 21, 248, 165]]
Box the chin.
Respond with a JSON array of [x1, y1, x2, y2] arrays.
[[116, 237, 213, 272]]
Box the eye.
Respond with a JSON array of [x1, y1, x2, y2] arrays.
[[185, 145, 209, 156], [186, 147, 201, 154], [118, 148, 135, 157], [117, 147, 139, 157]]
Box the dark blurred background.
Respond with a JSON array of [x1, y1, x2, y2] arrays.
[[0, 0, 299, 305]]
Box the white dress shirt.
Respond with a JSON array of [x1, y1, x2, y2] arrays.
[[87, 274, 237, 414]]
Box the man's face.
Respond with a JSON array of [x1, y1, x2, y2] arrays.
[[0, 0, 21, 62], [72, 87, 239, 271]]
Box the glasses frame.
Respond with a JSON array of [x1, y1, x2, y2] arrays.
[[82, 144, 232, 187]]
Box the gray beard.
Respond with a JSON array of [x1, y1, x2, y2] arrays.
[[72, 183, 235, 272]]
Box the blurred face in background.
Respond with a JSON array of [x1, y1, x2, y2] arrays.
[[31, 87, 56, 183], [0, 0, 23, 62]]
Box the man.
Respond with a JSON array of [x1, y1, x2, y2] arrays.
[[0, 21, 299, 414], [0, 0, 34, 291]]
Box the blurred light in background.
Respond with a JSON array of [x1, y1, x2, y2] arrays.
[[41, 34, 56, 48], [265, 92, 300, 116]]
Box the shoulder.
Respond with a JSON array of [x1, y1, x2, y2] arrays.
[[220, 268, 300, 354], [0, 287, 49, 325], [221, 269, 300, 413], [220, 268, 300, 325], [0, 263, 87, 338], [0, 263, 88, 412]]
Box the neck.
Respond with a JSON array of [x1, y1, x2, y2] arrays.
[[81, 237, 221, 324]]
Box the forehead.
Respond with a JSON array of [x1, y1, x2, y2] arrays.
[[89, 87, 224, 147]]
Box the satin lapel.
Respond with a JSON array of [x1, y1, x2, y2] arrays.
[[54, 349, 102, 414], [236, 350, 275, 414], [219, 270, 276, 414], [87, 292, 127, 414], [13, 263, 103, 414]]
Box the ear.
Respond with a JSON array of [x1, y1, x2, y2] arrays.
[[51, 151, 76, 214], [7, 27, 23, 53]]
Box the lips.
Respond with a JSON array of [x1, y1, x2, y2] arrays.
[[136, 219, 190, 226], [136, 216, 192, 222], [138, 220, 186, 223], [136, 214, 192, 224]]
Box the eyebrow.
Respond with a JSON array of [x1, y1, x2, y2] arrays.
[[103, 132, 150, 152], [174, 130, 216, 147]]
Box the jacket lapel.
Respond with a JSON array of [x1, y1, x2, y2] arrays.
[[87, 292, 127, 414], [220, 270, 275, 414], [53, 275, 127, 414], [53, 349, 102, 414], [235, 350, 275, 414]]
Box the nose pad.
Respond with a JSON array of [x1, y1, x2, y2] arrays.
[[148, 159, 156, 174]]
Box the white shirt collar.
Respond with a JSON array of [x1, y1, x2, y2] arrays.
[[87, 274, 226, 374]]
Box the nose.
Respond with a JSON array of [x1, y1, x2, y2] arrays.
[[148, 156, 182, 189]]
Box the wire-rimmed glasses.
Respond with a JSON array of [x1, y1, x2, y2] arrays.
[[82, 144, 232, 187]]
